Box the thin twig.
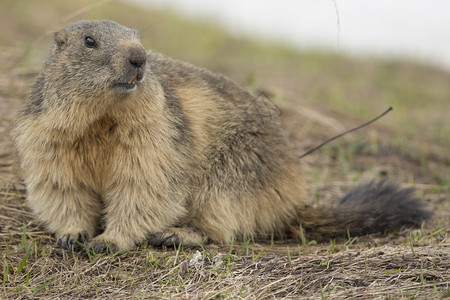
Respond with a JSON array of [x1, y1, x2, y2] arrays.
[[299, 106, 393, 158]]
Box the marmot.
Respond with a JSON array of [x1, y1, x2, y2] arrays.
[[13, 20, 431, 252]]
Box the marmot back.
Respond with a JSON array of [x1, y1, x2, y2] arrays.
[[13, 20, 431, 253]]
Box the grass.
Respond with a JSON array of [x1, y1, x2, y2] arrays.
[[5, 236, 447, 298], [0, 0, 449, 299], [1, 221, 448, 298]]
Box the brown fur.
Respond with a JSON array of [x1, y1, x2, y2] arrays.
[[13, 20, 430, 252]]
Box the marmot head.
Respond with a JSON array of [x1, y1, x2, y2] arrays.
[[50, 20, 147, 99]]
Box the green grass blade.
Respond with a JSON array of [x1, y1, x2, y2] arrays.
[[29, 280, 54, 291], [418, 227, 446, 243], [16, 242, 32, 274]]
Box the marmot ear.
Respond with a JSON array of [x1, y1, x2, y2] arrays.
[[54, 28, 68, 50], [134, 29, 142, 40]]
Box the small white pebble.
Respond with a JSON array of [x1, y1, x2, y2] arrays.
[[189, 250, 202, 265]]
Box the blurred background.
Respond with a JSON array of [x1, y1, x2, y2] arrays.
[[0, 0, 449, 188], [133, 0, 450, 71]]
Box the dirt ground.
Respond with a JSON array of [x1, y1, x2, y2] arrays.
[[0, 1, 449, 299]]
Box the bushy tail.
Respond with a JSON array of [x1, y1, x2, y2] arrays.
[[293, 180, 432, 241]]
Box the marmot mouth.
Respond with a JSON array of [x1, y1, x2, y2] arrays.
[[128, 76, 137, 85], [115, 74, 143, 92]]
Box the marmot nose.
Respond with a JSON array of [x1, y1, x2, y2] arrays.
[[129, 57, 146, 68], [128, 47, 147, 69]]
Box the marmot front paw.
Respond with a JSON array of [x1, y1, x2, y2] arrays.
[[57, 230, 89, 251]]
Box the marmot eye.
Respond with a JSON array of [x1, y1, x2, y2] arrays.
[[84, 36, 97, 48]]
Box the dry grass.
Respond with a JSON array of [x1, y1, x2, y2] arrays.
[[1, 186, 448, 299], [1, 0, 449, 299], [1, 210, 448, 299]]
